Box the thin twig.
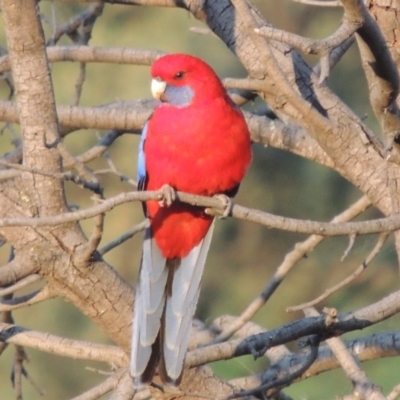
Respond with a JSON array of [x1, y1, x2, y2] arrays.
[[98, 220, 147, 255], [75, 129, 125, 166], [74, 62, 87, 105], [341, 233, 357, 261], [288, 232, 390, 312], [0, 285, 55, 312], [47, 3, 104, 46], [12, 345, 26, 400], [11, 346, 45, 398], [101, 139, 137, 186], [0, 159, 103, 194], [0, 274, 41, 296], [71, 369, 126, 400], [255, 22, 357, 56]]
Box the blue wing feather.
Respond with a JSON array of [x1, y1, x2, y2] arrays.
[[137, 122, 148, 191]]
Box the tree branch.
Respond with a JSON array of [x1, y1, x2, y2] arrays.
[[305, 308, 385, 399], [343, 0, 400, 154], [0, 189, 398, 238], [187, 289, 400, 367], [211, 195, 372, 343], [0, 322, 128, 366], [0, 46, 165, 73]]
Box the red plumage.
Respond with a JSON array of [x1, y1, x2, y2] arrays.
[[131, 54, 252, 388], [145, 55, 251, 258]]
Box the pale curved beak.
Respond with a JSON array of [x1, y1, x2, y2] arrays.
[[151, 78, 167, 101]]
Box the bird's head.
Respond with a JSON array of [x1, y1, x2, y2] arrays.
[[150, 54, 227, 107]]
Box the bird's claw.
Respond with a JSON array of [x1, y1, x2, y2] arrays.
[[213, 193, 233, 219], [158, 184, 176, 207]]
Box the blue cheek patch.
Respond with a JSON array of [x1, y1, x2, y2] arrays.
[[164, 85, 194, 108]]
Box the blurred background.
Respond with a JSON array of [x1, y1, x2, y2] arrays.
[[0, 1, 399, 398]]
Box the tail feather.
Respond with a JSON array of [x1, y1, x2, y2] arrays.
[[162, 220, 215, 385], [131, 227, 168, 388], [131, 220, 215, 388]]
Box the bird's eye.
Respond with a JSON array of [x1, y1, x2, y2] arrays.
[[174, 71, 185, 80]]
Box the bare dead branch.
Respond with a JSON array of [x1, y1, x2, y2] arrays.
[[75, 129, 125, 166], [0, 285, 55, 312], [47, 2, 104, 45], [211, 315, 291, 362], [74, 61, 87, 106], [0, 188, 398, 238], [79, 195, 105, 264], [0, 159, 103, 194], [0, 99, 334, 169], [0, 274, 41, 296], [98, 220, 147, 256], [250, 331, 400, 390], [211, 195, 371, 343], [255, 21, 356, 56], [287, 232, 390, 312], [341, 233, 357, 261], [0, 322, 128, 366], [313, 37, 355, 78], [101, 141, 137, 186], [226, 335, 320, 399], [71, 368, 126, 400], [0, 0, 67, 217], [0, 99, 152, 131], [305, 308, 386, 400], [342, 0, 400, 152], [11, 345, 45, 398], [231, 0, 335, 137], [0, 46, 165, 74], [187, 289, 400, 367], [11, 345, 25, 399], [109, 369, 136, 400], [0, 257, 39, 288]]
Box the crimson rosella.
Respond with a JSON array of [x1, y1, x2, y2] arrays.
[[131, 54, 252, 388]]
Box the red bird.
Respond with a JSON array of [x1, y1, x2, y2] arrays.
[[131, 54, 252, 388]]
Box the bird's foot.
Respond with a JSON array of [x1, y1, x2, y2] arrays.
[[213, 194, 233, 219], [158, 184, 176, 207]]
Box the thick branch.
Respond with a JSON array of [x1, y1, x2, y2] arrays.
[[1, 0, 68, 217], [342, 0, 400, 150]]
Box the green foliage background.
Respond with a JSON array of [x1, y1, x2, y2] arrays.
[[0, 1, 399, 399]]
